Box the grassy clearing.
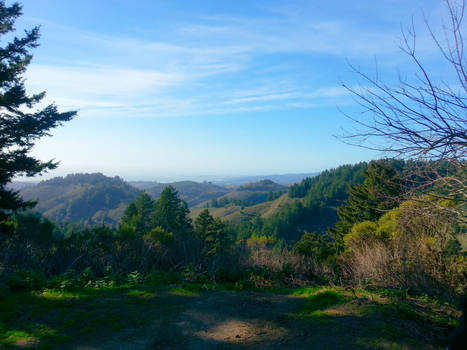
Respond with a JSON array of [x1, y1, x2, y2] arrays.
[[291, 286, 460, 349], [0, 282, 461, 349], [0, 284, 193, 349]]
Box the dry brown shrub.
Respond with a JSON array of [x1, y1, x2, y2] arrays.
[[243, 244, 335, 286]]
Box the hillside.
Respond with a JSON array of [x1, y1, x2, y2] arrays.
[[19, 173, 140, 226], [16, 176, 289, 226], [192, 163, 368, 242], [191, 192, 295, 224], [145, 181, 229, 207], [212, 172, 319, 186], [206, 179, 287, 208]]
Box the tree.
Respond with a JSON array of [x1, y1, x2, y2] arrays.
[[152, 186, 192, 236], [194, 209, 214, 238], [204, 217, 232, 257], [0, 2, 76, 223], [119, 192, 155, 237], [333, 159, 405, 242], [341, 0, 466, 208]]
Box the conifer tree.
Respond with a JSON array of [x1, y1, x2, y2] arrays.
[[0, 1, 76, 223], [333, 159, 405, 242], [120, 192, 154, 236], [194, 209, 214, 238], [152, 186, 192, 236], [204, 217, 232, 257]]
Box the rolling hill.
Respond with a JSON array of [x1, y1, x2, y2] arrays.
[[144, 181, 229, 207], [17, 175, 290, 226], [19, 173, 140, 226], [204, 179, 287, 208]]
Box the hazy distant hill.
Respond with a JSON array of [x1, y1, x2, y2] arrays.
[[128, 181, 159, 190], [205, 179, 287, 208], [19, 173, 140, 226], [213, 172, 319, 186], [6, 181, 38, 191], [14, 173, 316, 226], [144, 181, 229, 207]]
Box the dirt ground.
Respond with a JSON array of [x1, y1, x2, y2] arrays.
[[65, 290, 451, 350]]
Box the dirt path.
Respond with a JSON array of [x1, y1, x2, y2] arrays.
[[154, 291, 308, 349], [68, 290, 450, 350]]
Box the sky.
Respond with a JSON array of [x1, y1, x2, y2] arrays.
[[11, 0, 449, 181]]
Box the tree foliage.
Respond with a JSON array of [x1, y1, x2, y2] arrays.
[[0, 1, 76, 223], [120, 192, 154, 237], [332, 159, 406, 242], [152, 186, 192, 236]]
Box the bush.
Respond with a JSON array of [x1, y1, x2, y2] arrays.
[[3, 270, 46, 292], [342, 198, 467, 300]]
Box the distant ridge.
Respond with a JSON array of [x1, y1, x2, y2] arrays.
[[16, 173, 307, 225], [210, 172, 319, 186]]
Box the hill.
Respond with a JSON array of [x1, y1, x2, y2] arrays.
[[6, 181, 37, 191], [17, 176, 231, 225], [205, 179, 287, 208], [190, 192, 296, 224], [193, 163, 368, 242], [145, 181, 229, 207], [19, 173, 140, 226], [212, 172, 319, 186]]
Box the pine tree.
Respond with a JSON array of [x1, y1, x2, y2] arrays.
[[204, 217, 232, 257], [120, 192, 154, 236], [332, 159, 405, 242], [194, 208, 214, 238], [0, 2, 76, 223], [152, 186, 192, 236]]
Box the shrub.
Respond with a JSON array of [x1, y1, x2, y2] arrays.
[[342, 198, 467, 299]]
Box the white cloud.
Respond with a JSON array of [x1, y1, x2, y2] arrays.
[[21, 6, 441, 119]]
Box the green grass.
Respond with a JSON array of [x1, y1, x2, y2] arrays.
[[0, 284, 189, 349], [289, 285, 460, 349], [0, 282, 461, 349], [302, 290, 347, 312]]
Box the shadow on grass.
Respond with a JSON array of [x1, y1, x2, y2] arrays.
[[0, 284, 195, 349], [0, 286, 456, 350], [152, 288, 454, 350]]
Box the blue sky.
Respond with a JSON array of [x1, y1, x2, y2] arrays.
[[13, 0, 446, 181]]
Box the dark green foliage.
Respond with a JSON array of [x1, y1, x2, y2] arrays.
[[332, 159, 405, 243], [0, 1, 76, 223], [235, 215, 264, 240], [194, 208, 214, 238], [258, 163, 368, 242], [120, 192, 154, 237], [302, 290, 347, 312], [195, 209, 234, 261], [289, 177, 315, 198], [152, 186, 192, 236], [293, 232, 335, 262], [204, 217, 233, 257]]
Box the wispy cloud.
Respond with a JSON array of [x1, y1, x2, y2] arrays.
[[23, 6, 437, 119]]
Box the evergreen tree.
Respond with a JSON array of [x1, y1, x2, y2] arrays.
[[152, 186, 192, 236], [120, 192, 154, 236], [0, 2, 76, 223], [332, 159, 405, 242], [204, 217, 232, 257], [194, 208, 214, 238]]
